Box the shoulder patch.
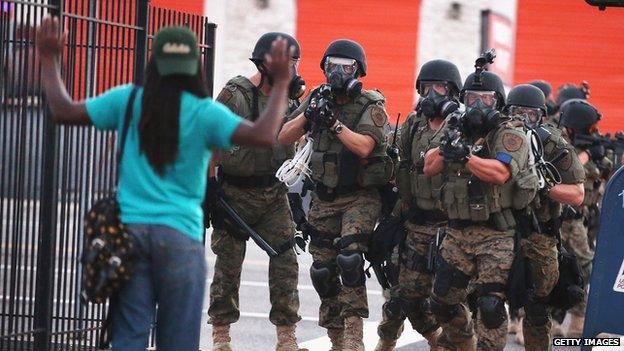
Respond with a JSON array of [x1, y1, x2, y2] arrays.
[[371, 105, 387, 127], [216, 87, 234, 104], [557, 152, 573, 171], [502, 132, 524, 152]]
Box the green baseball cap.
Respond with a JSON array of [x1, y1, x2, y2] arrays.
[[152, 26, 200, 76]]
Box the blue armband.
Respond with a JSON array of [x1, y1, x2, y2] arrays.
[[495, 152, 513, 165]]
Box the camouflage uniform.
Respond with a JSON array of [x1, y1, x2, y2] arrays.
[[560, 147, 611, 318], [429, 118, 536, 351], [290, 87, 391, 331], [517, 123, 585, 351], [208, 76, 301, 327], [377, 111, 442, 341]]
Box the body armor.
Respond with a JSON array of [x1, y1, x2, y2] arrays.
[[308, 89, 392, 193], [214, 76, 296, 178]]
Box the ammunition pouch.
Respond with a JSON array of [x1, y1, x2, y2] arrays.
[[396, 161, 412, 202], [358, 155, 394, 188], [222, 173, 279, 188]]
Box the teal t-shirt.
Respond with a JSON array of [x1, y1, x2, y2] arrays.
[[86, 84, 242, 241]]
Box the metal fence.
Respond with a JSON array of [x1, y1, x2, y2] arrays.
[[0, 1, 216, 350]]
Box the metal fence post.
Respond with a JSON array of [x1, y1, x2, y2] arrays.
[[204, 22, 217, 97], [134, 0, 149, 84], [33, 0, 62, 349]]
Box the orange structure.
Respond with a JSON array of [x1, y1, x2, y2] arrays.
[[514, 1, 624, 132]]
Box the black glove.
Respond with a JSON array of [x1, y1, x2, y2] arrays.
[[440, 137, 470, 163], [587, 144, 605, 161]]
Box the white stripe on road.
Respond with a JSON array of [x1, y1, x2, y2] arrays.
[[299, 321, 425, 350], [206, 279, 383, 296], [200, 309, 319, 322]]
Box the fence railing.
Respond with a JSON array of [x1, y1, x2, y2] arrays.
[[0, 1, 215, 350]]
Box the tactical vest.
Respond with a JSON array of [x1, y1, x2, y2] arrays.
[[441, 120, 538, 229], [214, 76, 295, 177], [308, 89, 393, 192], [395, 113, 443, 211]]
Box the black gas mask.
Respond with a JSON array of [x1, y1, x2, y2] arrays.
[[324, 56, 362, 98], [418, 82, 459, 119], [289, 74, 306, 100], [463, 90, 500, 137]]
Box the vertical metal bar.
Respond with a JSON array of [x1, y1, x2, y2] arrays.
[[204, 21, 216, 97], [33, 0, 62, 349], [134, 0, 148, 84]]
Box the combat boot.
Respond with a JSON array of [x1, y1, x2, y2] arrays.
[[343, 316, 365, 351], [373, 337, 396, 351], [276, 325, 308, 351], [327, 327, 344, 351], [423, 327, 443, 350], [514, 317, 525, 346], [212, 324, 233, 351], [567, 314, 585, 338]]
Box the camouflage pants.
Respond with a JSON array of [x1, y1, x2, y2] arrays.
[[377, 222, 440, 340], [432, 226, 514, 351], [208, 184, 301, 326], [521, 232, 559, 351], [308, 189, 381, 329], [561, 218, 594, 317]]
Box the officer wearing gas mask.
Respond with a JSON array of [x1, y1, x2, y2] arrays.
[[528, 80, 559, 124], [505, 84, 585, 351], [207, 32, 307, 351], [557, 99, 611, 338], [374, 59, 462, 351], [424, 70, 537, 351], [279, 39, 392, 351]]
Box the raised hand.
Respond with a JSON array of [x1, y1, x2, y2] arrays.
[[263, 37, 295, 86], [36, 15, 67, 61]]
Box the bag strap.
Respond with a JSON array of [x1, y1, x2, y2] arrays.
[[116, 86, 139, 185]]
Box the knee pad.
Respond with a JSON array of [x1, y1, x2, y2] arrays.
[[336, 250, 365, 287], [310, 262, 341, 298], [477, 295, 507, 329], [382, 298, 406, 321], [433, 256, 470, 298], [429, 296, 460, 323], [524, 294, 549, 327]]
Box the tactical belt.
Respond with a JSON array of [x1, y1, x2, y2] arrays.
[[306, 225, 336, 249], [448, 212, 512, 231], [335, 233, 370, 251], [408, 208, 447, 225], [223, 173, 278, 188], [561, 206, 584, 220], [315, 183, 363, 202]]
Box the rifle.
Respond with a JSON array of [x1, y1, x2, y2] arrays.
[[386, 113, 401, 160], [216, 195, 279, 258]]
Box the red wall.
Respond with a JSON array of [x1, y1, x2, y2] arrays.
[[296, 0, 421, 123], [514, 1, 624, 132], [151, 0, 205, 15]]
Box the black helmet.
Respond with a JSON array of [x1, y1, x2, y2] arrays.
[[556, 84, 588, 105], [250, 32, 300, 63], [320, 39, 367, 77], [559, 99, 601, 132], [460, 71, 506, 109], [506, 84, 546, 115], [416, 59, 462, 95], [528, 80, 552, 99]]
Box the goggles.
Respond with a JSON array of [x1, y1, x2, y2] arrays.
[[325, 56, 357, 75], [420, 81, 450, 96], [509, 106, 543, 125], [464, 90, 497, 108]]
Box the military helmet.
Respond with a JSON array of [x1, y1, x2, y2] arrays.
[[250, 32, 300, 63], [320, 39, 367, 77], [558, 99, 601, 132], [506, 84, 546, 115], [556, 84, 588, 105], [528, 80, 552, 99], [416, 59, 463, 95], [460, 71, 506, 109]]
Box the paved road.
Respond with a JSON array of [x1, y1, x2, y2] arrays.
[[198, 229, 583, 351]]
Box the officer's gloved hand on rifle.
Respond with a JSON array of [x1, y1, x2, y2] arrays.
[[440, 131, 471, 164], [587, 144, 606, 161]]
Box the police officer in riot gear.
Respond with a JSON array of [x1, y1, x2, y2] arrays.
[[506, 84, 585, 350], [279, 39, 392, 351], [424, 68, 537, 351], [557, 99, 611, 337], [528, 80, 558, 121], [374, 59, 462, 351], [207, 32, 307, 351]]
